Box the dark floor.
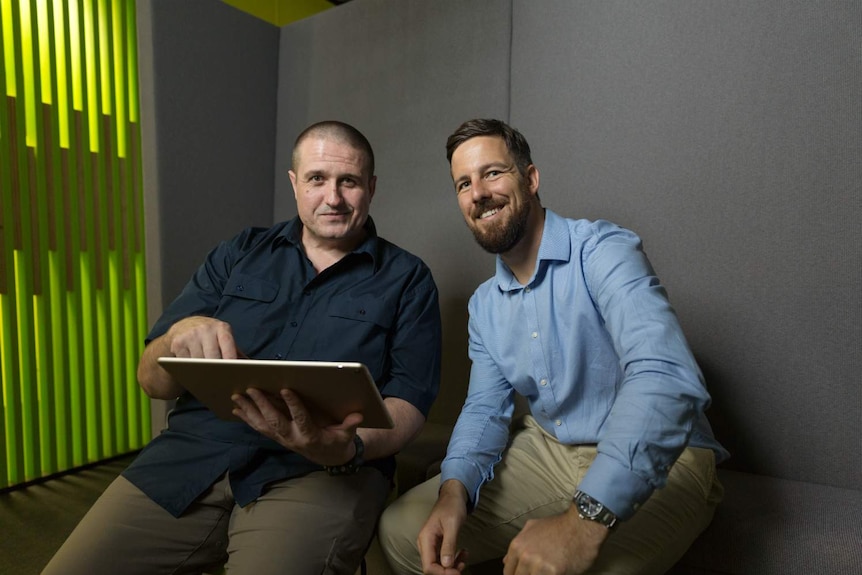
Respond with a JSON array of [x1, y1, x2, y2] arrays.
[[0, 453, 398, 575], [0, 453, 501, 575], [0, 453, 138, 575]]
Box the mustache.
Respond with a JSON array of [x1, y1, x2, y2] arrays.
[[472, 199, 504, 218], [318, 207, 354, 215]]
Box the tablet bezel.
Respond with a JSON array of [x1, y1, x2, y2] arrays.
[[157, 357, 394, 429]]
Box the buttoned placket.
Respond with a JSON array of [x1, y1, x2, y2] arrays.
[[521, 284, 559, 429]]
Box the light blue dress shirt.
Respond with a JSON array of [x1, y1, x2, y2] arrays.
[[440, 209, 728, 520]]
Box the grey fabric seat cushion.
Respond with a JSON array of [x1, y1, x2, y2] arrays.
[[671, 469, 862, 574]]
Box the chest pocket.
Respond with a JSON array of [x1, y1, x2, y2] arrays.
[[223, 273, 279, 303], [328, 294, 395, 329]]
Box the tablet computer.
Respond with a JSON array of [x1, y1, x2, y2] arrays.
[[157, 357, 394, 429]]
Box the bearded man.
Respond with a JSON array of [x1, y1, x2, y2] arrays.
[[378, 118, 728, 575]]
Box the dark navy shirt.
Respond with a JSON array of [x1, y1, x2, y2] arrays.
[[123, 217, 442, 517]]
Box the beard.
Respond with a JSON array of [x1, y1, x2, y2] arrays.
[[468, 185, 532, 254]]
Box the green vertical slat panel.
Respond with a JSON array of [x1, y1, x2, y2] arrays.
[[125, 0, 148, 448], [131, 121, 149, 444], [90, 0, 113, 461], [102, 0, 123, 454], [97, 0, 118, 457], [0, 0, 146, 488], [69, 0, 87, 468], [34, 0, 66, 478], [6, 0, 27, 488], [123, 0, 141, 446], [29, 0, 56, 478], [124, 124, 139, 447], [58, 0, 82, 470], [108, 0, 127, 452], [46, 0, 72, 472], [81, 0, 102, 461], [17, 0, 40, 482], [73, 109, 91, 467], [0, 0, 12, 489]]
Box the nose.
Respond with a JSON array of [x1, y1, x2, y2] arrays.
[[470, 177, 490, 202], [324, 181, 344, 205]]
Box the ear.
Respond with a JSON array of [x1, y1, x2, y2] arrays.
[[526, 164, 540, 196], [288, 170, 298, 199], [368, 175, 377, 201]]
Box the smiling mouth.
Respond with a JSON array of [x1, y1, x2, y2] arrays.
[[479, 207, 501, 220]]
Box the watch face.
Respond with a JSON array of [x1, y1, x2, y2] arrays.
[[577, 493, 603, 518]]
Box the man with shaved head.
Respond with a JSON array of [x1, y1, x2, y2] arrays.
[[44, 121, 442, 575]]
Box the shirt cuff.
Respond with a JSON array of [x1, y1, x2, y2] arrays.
[[577, 453, 655, 520], [440, 456, 486, 511]]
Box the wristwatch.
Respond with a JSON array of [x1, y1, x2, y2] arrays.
[[324, 434, 365, 476], [573, 490, 618, 529]]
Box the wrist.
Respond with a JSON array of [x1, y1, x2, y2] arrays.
[[573, 490, 619, 530], [324, 434, 365, 475]]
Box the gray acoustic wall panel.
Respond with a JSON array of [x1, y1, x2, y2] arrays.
[[510, 0, 861, 489], [276, 0, 513, 423], [138, 0, 279, 311]]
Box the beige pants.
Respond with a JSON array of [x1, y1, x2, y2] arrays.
[[379, 416, 723, 575], [42, 468, 391, 575]]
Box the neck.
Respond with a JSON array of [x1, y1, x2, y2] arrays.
[[302, 230, 366, 274], [501, 206, 545, 285]]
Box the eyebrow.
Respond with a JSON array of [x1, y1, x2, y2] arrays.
[[453, 161, 513, 183], [301, 169, 363, 181]]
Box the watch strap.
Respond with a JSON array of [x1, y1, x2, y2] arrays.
[[324, 434, 365, 476], [573, 490, 618, 529]]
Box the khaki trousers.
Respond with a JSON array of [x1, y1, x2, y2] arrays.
[[379, 416, 723, 575], [42, 468, 390, 575]]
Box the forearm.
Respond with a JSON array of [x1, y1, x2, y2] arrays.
[[137, 333, 184, 399], [358, 397, 425, 461]]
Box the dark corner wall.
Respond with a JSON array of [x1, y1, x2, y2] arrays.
[[138, 0, 861, 491], [137, 0, 279, 322]]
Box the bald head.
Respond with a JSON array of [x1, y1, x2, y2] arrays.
[[292, 121, 375, 177]]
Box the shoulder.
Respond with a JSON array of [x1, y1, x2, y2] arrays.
[[559, 216, 642, 255], [216, 221, 290, 255], [374, 236, 435, 276]]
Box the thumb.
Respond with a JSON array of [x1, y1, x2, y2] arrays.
[[439, 529, 459, 568]]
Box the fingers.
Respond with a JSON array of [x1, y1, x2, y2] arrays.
[[232, 388, 292, 439], [279, 388, 313, 432], [438, 528, 461, 570], [279, 388, 363, 433], [418, 514, 468, 575], [168, 317, 240, 359], [417, 528, 441, 574]]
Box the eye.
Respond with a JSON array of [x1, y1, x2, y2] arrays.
[[456, 180, 470, 194], [310, 175, 324, 183], [485, 170, 502, 179], [340, 177, 357, 188]]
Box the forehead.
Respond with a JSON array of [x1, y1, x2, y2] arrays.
[[450, 136, 512, 174], [295, 136, 369, 174]]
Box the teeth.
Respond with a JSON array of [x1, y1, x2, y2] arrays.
[[480, 208, 500, 219]]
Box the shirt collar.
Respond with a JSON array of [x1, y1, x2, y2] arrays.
[[495, 208, 571, 291], [274, 216, 380, 269]]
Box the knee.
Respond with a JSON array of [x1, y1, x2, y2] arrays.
[[378, 498, 423, 574]]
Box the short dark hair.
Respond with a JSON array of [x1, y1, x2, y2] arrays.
[[445, 119, 533, 176], [293, 120, 375, 176]]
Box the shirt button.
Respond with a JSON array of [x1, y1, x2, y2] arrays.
[[359, 309, 366, 315], [525, 287, 531, 293], [531, 331, 538, 339], [555, 419, 562, 426], [236, 285, 244, 292], [540, 379, 547, 386], [303, 290, 311, 296], [290, 321, 297, 327]]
